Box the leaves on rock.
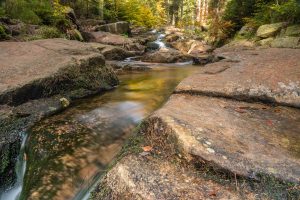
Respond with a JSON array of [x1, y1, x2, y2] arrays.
[[142, 146, 153, 152]]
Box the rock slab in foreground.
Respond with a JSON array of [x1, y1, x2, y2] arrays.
[[0, 38, 118, 105], [92, 155, 253, 200], [0, 38, 118, 190], [176, 47, 300, 108], [145, 94, 300, 183]]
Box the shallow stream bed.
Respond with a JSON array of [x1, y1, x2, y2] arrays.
[[1, 65, 199, 200]]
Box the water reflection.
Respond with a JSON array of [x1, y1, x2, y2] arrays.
[[19, 66, 199, 200]]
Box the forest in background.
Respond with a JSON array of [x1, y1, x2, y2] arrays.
[[0, 0, 300, 42]]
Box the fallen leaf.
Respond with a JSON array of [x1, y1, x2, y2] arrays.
[[266, 120, 273, 126], [142, 146, 153, 152], [238, 106, 250, 109]]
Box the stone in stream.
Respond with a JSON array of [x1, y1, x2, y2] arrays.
[[90, 43, 136, 60], [106, 60, 151, 73], [171, 39, 213, 55], [91, 155, 254, 200], [177, 47, 300, 108], [83, 31, 146, 52], [141, 48, 192, 63]]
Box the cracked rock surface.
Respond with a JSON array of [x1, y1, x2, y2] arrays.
[[176, 47, 300, 108]]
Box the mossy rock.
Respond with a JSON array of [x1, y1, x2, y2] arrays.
[[271, 37, 300, 48], [256, 22, 287, 38], [258, 37, 274, 47], [284, 24, 300, 37]]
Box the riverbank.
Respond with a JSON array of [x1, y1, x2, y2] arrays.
[[91, 45, 300, 199]]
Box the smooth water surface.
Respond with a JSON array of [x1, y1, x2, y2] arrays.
[[2, 65, 199, 200]]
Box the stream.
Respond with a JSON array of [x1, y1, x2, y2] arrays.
[[1, 64, 199, 200]]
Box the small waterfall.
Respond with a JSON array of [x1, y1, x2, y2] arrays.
[[0, 133, 27, 200], [154, 33, 166, 49]]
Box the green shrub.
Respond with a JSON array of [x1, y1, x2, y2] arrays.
[[0, 24, 9, 40], [54, 16, 72, 32], [37, 26, 63, 39], [250, 0, 300, 26], [222, 0, 256, 34], [0, 6, 5, 17], [4, 0, 42, 24]]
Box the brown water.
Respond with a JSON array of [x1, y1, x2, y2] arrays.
[[17, 65, 199, 200]]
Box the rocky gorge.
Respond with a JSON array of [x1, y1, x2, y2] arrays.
[[0, 19, 299, 200]]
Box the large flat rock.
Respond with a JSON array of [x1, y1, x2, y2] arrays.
[[0, 38, 118, 105], [176, 48, 300, 108], [144, 94, 300, 183], [92, 155, 253, 200]]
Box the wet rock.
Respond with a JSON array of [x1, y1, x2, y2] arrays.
[[135, 34, 157, 45], [0, 38, 118, 106], [91, 155, 252, 200], [171, 39, 213, 56], [270, 37, 300, 48], [0, 96, 69, 190], [146, 41, 160, 51], [143, 94, 300, 183], [97, 21, 130, 35], [0, 126, 21, 190], [107, 61, 151, 73], [141, 48, 192, 63], [177, 47, 300, 108], [90, 43, 136, 60], [84, 31, 145, 52], [165, 33, 181, 42], [256, 22, 287, 38]]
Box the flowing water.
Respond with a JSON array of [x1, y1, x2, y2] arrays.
[[1, 65, 199, 200], [154, 33, 167, 49]]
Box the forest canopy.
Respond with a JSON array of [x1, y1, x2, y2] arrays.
[[0, 0, 299, 36]]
